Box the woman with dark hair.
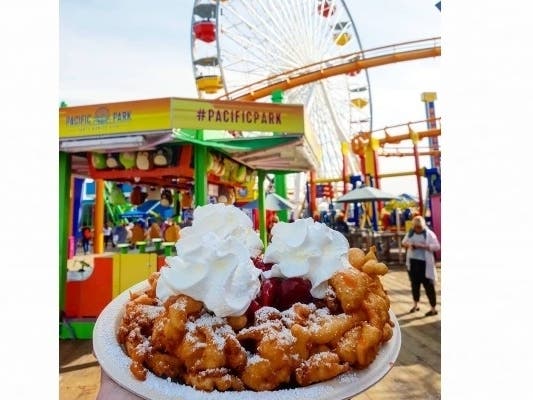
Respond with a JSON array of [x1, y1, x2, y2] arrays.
[[401, 215, 440, 316], [333, 213, 349, 234]]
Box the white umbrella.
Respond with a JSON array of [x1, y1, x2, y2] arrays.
[[335, 186, 400, 203], [241, 192, 295, 211]]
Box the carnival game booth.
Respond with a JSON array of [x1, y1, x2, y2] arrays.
[[59, 96, 320, 338]]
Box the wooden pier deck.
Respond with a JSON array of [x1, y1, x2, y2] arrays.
[[59, 263, 441, 399]]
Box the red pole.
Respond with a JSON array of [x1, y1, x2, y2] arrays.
[[373, 150, 380, 189], [359, 155, 366, 183], [309, 170, 317, 217]]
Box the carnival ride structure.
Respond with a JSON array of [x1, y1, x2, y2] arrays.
[[190, 0, 440, 216]]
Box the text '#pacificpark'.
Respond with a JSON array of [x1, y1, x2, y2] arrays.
[[196, 109, 282, 124]]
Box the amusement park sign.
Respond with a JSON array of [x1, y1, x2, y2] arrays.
[[59, 97, 305, 139], [59, 98, 171, 138], [169, 98, 304, 133]]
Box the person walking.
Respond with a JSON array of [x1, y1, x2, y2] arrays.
[[401, 215, 440, 316], [114, 221, 128, 245], [103, 222, 114, 249], [81, 226, 92, 255]]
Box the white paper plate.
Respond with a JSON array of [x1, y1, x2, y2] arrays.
[[93, 280, 401, 400]]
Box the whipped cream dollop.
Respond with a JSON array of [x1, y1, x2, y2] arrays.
[[179, 203, 263, 258], [263, 217, 350, 298], [156, 204, 263, 317]]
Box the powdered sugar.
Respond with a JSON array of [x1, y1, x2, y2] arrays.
[[183, 313, 238, 351], [254, 306, 281, 323], [247, 354, 264, 366], [198, 368, 230, 378], [186, 313, 226, 330], [139, 304, 164, 320], [93, 280, 401, 400], [134, 339, 152, 355], [275, 326, 296, 346], [314, 307, 332, 318]]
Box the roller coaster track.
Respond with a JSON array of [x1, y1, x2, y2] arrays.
[[371, 117, 441, 146], [217, 37, 441, 102]]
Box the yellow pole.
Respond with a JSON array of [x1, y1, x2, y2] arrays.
[[315, 177, 343, 184], [379, 168, 426, 178], [94, 179, 105, 254]]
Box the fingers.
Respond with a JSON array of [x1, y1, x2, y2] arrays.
[[97, 370, 142, 400]]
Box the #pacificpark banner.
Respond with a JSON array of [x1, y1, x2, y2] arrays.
[[59, 97, 305, 139], [169, 98, 305, 134]]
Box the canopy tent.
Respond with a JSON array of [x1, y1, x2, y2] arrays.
[[171, 129, 319, 173]]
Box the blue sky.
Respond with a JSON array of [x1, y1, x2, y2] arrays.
[[59, 0, 441, 196]]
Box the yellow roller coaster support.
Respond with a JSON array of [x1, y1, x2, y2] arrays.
[[409, 127, 420, 144], [378, 128, 440, 147]]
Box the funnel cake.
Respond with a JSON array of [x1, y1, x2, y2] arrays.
[[116, 204, 394, 392]]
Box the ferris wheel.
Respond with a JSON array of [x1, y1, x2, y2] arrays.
[[190, 0, 372, 180]]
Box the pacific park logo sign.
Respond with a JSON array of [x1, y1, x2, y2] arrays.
[[65, 107, 132, 127]]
